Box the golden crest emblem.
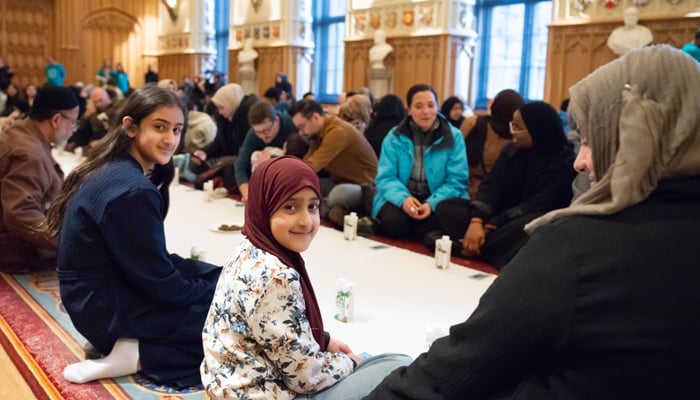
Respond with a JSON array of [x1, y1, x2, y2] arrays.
[[370, 13, 381, 30], [386, 11, 397, 29], [355, 15, 367, 33], [402, 10, 414, 26]]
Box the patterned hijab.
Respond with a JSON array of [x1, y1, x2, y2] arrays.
[[526, 45, 700, 233], [241, 156, 327, 351]]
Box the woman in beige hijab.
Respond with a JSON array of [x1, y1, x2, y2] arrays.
[[365, 45, 700, 400]]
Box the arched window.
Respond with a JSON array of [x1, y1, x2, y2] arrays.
[[475, 0, 551, 108]]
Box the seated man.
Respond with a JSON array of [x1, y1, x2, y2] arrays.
[[262, 86, 291, 114], [235, 102, 301, 202], [65, 87, 117, 152], [0, 86, 79, 272], [289, 99, 378, 226]]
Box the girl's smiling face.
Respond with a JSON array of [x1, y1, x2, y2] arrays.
[[126, 105, 184, 172], [270, 188, 320, 253]]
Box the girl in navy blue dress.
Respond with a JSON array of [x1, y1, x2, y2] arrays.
[[46, 86, 221, 388]]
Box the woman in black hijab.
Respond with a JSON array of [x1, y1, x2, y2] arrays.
[[436, 101, 576, 269], [440, 96, 465, 129], [363, 94, 407, 157]]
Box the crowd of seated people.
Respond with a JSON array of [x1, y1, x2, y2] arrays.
[[3, 46, 700, 398], [0, 55, 583, 270]]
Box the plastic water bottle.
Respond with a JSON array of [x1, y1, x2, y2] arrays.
[[173, 167, 180, 186], [434, 235, 452, 269], [343, 212, 358, 240], [334, 278, 355, 323], [203, 180, 214, 202]]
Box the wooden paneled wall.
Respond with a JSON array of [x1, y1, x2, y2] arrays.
[[0, 0, 54, 88], [1, 0, 160, 89], [545, 15, 700, 109], [158, 53, 212, 84], [344, 34, 472, 104]]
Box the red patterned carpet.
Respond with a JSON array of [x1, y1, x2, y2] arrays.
[[365, 234, 498, 274], [0, 272, 205, 400], [0, 273, 124, 399]]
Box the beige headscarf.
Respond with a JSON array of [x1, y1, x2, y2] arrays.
[[210, 83, 244, 113], [526, 45, 700, 233], [157, 79, 178, 92]]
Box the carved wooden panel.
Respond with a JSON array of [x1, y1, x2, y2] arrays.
[[81, 9, 143, 89], [2, 0, 160, 89], [157, 53, 206, 85], [343, 34, 471, 104], [0, 0, 53, 88], [545, 16, 700, 110]]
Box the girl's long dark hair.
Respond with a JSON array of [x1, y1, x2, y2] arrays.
[[45, 86, 187, 237]]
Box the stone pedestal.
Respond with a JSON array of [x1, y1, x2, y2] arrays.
[[368, 68, 392, 99], [239, 68, 257, 94]]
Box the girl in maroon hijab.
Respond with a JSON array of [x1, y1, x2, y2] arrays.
[[201, 156, 410, 400]]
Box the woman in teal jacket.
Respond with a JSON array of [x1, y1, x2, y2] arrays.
[[372, 84, 469, 241]]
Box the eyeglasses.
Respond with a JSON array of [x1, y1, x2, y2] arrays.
[[295, 117, 311, 133], [253, 119, 276, 136], [509, 121, 527, 134], [59, 113, 78, 129]]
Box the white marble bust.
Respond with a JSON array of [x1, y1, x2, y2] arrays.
[[238, 38, 258, 72], [607, 7, 653, 56], [369, 29, 394, 70]]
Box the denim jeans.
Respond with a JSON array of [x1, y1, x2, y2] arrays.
[[296, 353, 412, 400]]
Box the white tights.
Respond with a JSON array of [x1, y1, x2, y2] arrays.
[[63, 338, 140, 384]]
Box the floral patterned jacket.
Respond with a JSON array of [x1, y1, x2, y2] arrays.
[[201, 238, 355, 399]]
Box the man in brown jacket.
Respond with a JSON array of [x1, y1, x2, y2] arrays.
[[0, 86, 79, 272], [290, 99, 378, 226]]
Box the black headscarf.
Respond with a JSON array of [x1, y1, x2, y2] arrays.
[[365, 94, 407, 156], [520, 101, 569, 154], [440, 96, 465, 128]]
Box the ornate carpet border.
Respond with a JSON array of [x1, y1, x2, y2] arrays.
[[0, 273, 128, 400]]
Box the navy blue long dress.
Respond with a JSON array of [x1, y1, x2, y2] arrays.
[[57, 154, 221, 388]]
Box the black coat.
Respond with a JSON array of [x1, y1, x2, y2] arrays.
[[204, 94, 259, 158], [471, 142, 576, 227], [367, 177, 700, 400]]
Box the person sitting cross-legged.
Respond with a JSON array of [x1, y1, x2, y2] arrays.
[[366, 44, 700, 400], [290, 99, 378, 227], [435, 101, 576, 269], [370, 84, 469, 243]]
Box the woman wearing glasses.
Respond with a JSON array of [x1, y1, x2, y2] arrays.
[[435, 101, 576, 269]]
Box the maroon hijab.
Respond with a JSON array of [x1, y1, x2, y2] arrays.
[[241, 156, 327, 351]]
